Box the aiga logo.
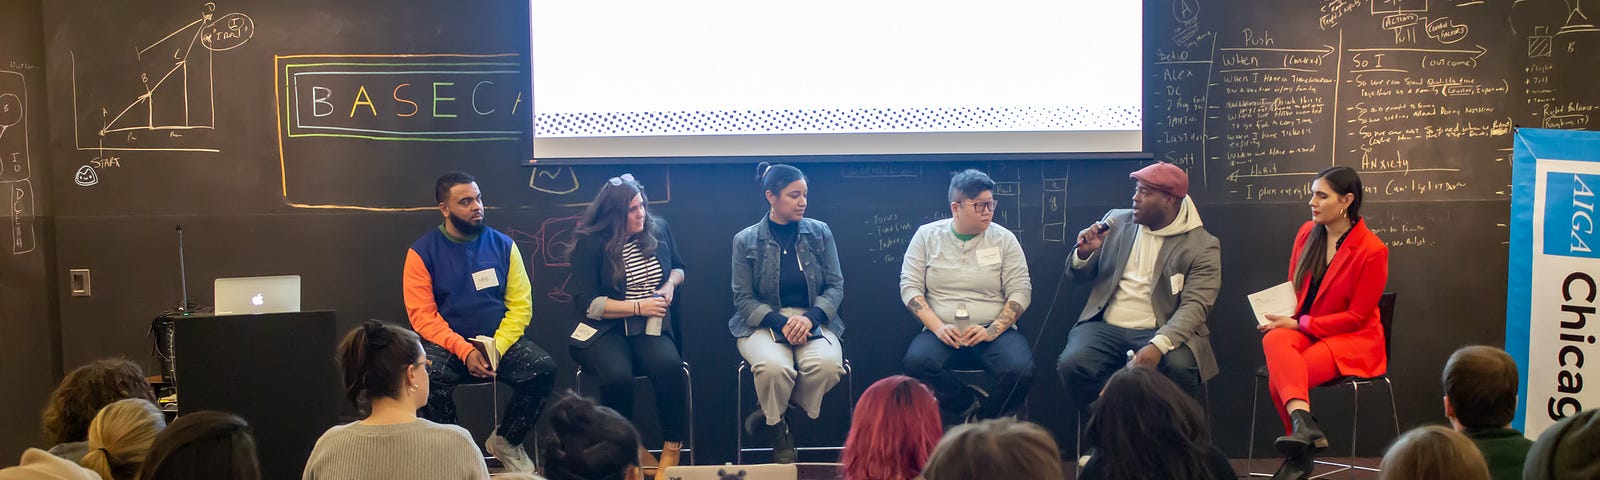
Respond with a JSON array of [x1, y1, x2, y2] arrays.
[[251, 293, 264, 306], [1544, 172, 1600, 258]]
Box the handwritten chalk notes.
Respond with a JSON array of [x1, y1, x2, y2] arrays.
[[1149, 0, 1527, 203]]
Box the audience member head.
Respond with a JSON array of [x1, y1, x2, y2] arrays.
[[840, 376, 942, 480], [920, 418, 1063, 480], [1441, 345, 1519, 431], [540, 391, 644, 480], [1378, 425, 1490, 480], [42, 358, 158, 446], [947, 169, 996, 234], [336, 320, 427, 415], [80, 399, 166, 480], [1524, 409, 1600, 480], [758, 162, 808, 224], [1128, 162, 1188, 229], [137, 411, 261, 480], [1086, 366, 1218, 480]]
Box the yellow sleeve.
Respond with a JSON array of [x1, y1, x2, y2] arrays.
[[493, 243, 533, 354]]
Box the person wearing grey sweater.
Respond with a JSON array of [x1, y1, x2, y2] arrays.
[[304, 321, 491, 480], [900, 169, 1033, 426]]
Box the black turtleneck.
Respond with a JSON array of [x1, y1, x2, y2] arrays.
[[760, 217, 828, 332]]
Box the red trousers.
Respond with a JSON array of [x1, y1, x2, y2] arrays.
[[1262, 328, 1342, 434]]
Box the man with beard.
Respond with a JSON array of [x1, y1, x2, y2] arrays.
[[402, 171, 556, 472]]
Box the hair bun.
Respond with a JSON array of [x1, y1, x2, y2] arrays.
[[756, 162, 773, 184], [362, 320, 390, 347]]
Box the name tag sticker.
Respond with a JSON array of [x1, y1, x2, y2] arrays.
[[976, 247, 1002, 266], [571, 323, 598, 341], [472, 268, 500, 291], [1170, 273, 1185, 294]]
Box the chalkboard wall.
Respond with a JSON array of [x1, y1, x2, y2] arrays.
[[7, 0, 1596, 470], [0, 0, 56, 465]]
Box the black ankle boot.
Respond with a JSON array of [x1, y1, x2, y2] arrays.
[[771, 418, 796, 464], [1270, 453, 1313, 480], [1275, 410, 1329, 457], [743, 410, 768, 436]]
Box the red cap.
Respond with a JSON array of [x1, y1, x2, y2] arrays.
[[1129, 163, 1189, 199]]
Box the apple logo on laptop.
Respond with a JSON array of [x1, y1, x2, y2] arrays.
[[251, 293, 265, 306]]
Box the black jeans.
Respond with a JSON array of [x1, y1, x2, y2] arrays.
[[419, 337, 557, 446], [903, 329, 1035, 423], [569, 331, 689, 443], [1056, 319, 1202, 423]]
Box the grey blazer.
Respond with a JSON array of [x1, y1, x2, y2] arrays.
[[1069, 209, 1222, 381]]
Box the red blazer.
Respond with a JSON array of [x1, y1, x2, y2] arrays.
[[1288, 219, 1390, 378]]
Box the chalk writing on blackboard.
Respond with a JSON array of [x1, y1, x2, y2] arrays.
[[1042, 177, 1069, 244], [70, 4, 254, 156], [0, 69, 34, 254], [530, 167, 580, 194]]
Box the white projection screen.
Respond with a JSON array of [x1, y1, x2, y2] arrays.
[[530, 0, 1142, 161]]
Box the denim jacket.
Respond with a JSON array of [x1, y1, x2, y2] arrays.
[[729, 216, 845, 338]]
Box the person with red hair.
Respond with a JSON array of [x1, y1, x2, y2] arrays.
[[839, 376, 943, 480]]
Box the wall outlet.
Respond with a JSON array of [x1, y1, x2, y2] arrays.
[[69, 269, 91, 297]]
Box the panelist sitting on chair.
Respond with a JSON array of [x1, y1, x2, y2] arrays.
[[900, 169, 1033, 426], [568, 173, 690, 472], [1257, 166, 1388, 480], [1058, 162, 1221, 425], [730, 163, 847, 463], [403, 172, 557, 473]]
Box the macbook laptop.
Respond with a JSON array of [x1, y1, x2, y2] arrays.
[[214, 275, 301, 314]]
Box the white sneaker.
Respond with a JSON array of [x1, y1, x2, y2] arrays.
[[486, 434, 535, 472]]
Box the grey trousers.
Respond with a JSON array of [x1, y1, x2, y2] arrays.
[[737, 311, 845, 426]]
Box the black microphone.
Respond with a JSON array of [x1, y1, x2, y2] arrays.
[[1074, 217, 1117, 249]]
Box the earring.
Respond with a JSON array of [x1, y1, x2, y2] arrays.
[[409, 384, 419, 392], [1339, 208, 1347, 217]]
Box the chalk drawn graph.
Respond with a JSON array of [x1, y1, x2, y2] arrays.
[[70, 3, 254, 158], [1, 70, 35, 254]]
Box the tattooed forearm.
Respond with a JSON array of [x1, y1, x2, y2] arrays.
[[989, 301, 1024, 334], [907, 297, 926, 313]]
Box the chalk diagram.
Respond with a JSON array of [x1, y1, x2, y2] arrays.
[[1, 70, 35, 254], [70, 2, 254, 170]]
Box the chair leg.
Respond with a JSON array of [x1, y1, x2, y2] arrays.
[[683, 362, 695, 466], [735, 361, 746, 464], [1384, 378, 1400, 438], [1248, 374, 1271, 477]]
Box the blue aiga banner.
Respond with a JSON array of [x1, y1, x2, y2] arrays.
[[1510, 128, 1600, 439]]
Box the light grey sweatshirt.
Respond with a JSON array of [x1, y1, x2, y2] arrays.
[[899, 219, 1032, 327], [302, 419, 489, 480]]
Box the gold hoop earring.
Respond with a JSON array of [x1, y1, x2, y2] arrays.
[[1339, 208, 1347, 217], [409, 384, 419, 392]]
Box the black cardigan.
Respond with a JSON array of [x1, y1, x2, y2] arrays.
[[567, 218, 685, 347]]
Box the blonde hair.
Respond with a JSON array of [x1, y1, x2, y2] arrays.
[[920, 418, 1063, 480], [82, 399, 166, 480], [1378, 425, 1490, 480]]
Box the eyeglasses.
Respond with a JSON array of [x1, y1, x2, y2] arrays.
[[414, 359, 432, 368], [607, 173, 636, 187], [957, 200, 998, 213]]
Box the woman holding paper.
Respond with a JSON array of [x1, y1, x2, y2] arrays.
[[568, 173, 690, 473], [1257, 166, 1389, 480], [729, 162, 847, 463]]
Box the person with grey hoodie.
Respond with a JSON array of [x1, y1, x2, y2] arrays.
[[1058, 162, 1221, 426]]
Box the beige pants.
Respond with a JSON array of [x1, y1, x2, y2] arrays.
[[737, 308, 845, 425]]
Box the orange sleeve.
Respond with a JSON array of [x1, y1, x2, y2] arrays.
[[404, 249, 475, 360]]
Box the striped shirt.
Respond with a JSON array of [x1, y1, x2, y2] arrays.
[[623, 241, 664, 300]]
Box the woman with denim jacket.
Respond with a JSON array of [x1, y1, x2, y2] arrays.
[[729, 162, 847, 464]]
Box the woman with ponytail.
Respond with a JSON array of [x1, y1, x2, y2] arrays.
[[302, 320, 488, 479], [1257, 166, 1389, 480], [729, 162, 847, 463], [80, 398, 165, 480], [540, 391, 645, 480]]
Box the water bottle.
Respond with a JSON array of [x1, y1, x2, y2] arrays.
[[954, 303, 971, 330], [645, 293, 664, 336]]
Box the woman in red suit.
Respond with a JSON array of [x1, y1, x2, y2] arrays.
[[1258, 166, 1389, 480]]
